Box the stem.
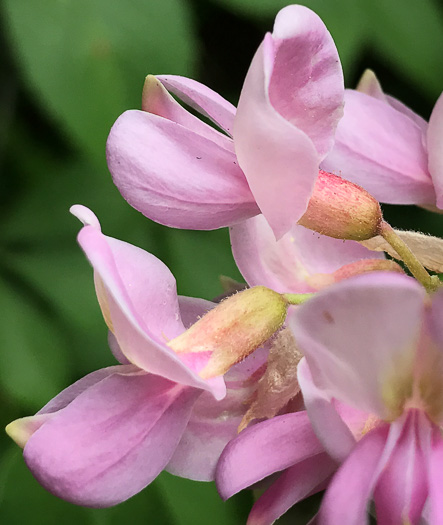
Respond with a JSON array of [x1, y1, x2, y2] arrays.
[[380, 221, 439, 292], [282, 293, 315, 305]]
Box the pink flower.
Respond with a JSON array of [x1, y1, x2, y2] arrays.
[[6, 205, 233, 507], [107, 5, 344, 239], [322, 70, 443, 209], [290, 272, 443, 524]]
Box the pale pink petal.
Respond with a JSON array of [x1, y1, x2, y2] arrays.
[[374, 410, 428, 525], [77, 219, 226, 399], [322, 90, 435, 205], [297, 359, 357, 462], [269, 5, 344, 158], [166, 383, 253, 481], [427, 423, 443, 524], [216, 411, 324, 500], [428, 92, 443, 208], [247, 453, 336, 525], [24, 372, 200, 507], [233, 36, 319, 239], [290, 273, 427, 419], [230, 216, 383, 292], [178, 296, 214, 328], [141, 75, 229, 148], [319, 424, 389, 525], [107, 110, 259, 230], [157, 75, 236, 135]]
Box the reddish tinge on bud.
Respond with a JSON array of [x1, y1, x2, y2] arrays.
[[168, 286, 288, 379], [298, 170, 383, 241], [306, 259, 404, 289]]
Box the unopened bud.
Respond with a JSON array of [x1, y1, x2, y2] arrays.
[[306, 259, 404, 289], [298, 170, 383, 241], [168, 286, 288, 379]]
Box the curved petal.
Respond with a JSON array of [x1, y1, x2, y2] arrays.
[[24, 372, 200, 507], [297, 359, 357, 462], [322, 90, 434, 205], [157, 75, 236, 135], [428, 92, 443, 208], [234, 35, 320, 240], [72, 206, 226, 399], [427, 424, 443, 524], [216, 411, 324, 500], [318, 424, 389, 525], [107, 110, 259, 230], [247, 453, 336, 525], [141, 75, 230, 148], [230, 216, 383, 292], [178, 295, 214, 328], [166, 383, 253, 481], [374, 410, 428, 525], [290, 273, 427, 420], [269, 5, 344, 158]]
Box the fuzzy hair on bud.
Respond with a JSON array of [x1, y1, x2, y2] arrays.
[[168, 286, 289, 378], [298, 170, 383, 241]]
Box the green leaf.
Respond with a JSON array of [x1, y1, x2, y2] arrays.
[[3, 0, 197, 165], [156, 472, 251, 525], [0, 275, 70, 409], [366, 0, 443, 100]]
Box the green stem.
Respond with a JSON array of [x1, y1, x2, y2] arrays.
[[282, 293, 315, 305], [380, 221, 439, 292]]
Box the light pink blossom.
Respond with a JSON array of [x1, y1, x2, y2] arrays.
[[322, 70, 443, 209], [107, 5, 344, 239], [290, 272, 443, 524]]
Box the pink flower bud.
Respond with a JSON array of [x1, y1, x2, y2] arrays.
[[168, 286, 289, 378], [298, 170, 383, 240]]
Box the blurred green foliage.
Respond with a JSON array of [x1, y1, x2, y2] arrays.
[[0, 0, 443, 523]]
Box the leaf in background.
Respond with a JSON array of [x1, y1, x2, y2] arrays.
[[210, 0, 368, 76], [156, 472, 251, 525], [3, 0, 197, 165], [0, 275, 70, 409], [366, 0, 443, 100]]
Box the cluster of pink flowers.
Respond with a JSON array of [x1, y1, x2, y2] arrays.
[[7, 4, 443, 524]]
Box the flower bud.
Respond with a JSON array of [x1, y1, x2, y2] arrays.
[[298, 170, 383, 241], [168, 286, 289, 379], [306, 259, 404, 289]]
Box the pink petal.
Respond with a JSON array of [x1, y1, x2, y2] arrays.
[[24, 372, 200, 507], [166, 382, 253, 481], [374, 410, 428, 525], [157, 75, 236, 135], [297, 359, 357, 462], [269, 5, 344, 158], [427, 423, 443, 523], [322, 90, 435, 205], [230, 216, 383, 293], [319, 424, 390, 525], [216, 411, 324, 500], [428, 92, 443, 208], [247, 453, 336, 525], [290, 273, 427, 420], [178, 296, 214, 328], [75, 213, 225, 398], [141, 75, 229, 148], [107, 110, 259, 230]]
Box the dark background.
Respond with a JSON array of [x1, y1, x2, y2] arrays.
[[1, 0, 442, 523]]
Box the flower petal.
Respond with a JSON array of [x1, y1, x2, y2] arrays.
[[427, 424, 443, 524], [74, 209, 225, 398], [247, 453, 336, 525], [216, 411, 324, 500], [322, 90, 434, 205], [297, 359, 357, 462], [428, 92, 443, 208], [157, 75, 236, 135], [24, 372, 200, 507], [290, 273, 427, 419], [107, 110, 259, 230], [230, 216, 383, 292], [318, 424, 389, 525]]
